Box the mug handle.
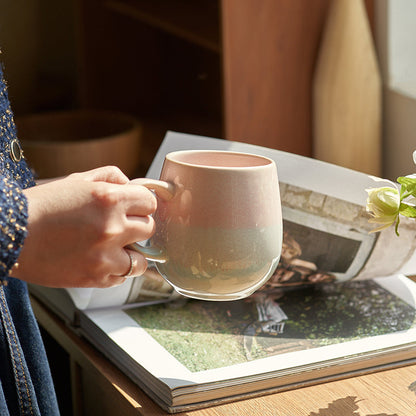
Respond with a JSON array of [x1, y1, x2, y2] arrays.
[[127, 178, 176, 262]]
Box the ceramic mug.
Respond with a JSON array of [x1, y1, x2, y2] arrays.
[[130, 150, 283, 301]]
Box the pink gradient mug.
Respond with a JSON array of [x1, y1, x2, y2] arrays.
[[130, 150, 282, 301]]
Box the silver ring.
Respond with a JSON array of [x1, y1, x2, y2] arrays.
[[122, 250, 135, 278]]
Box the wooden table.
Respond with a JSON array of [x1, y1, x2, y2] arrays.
[[31, 296, 416, 416]]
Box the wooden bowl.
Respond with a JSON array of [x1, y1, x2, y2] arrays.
[[16, 110, 141, 179]]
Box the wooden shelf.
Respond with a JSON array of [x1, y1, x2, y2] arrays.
[[136, 111, 223, 176], [105, 0, 221, 52], [76, 1, 339, 169]]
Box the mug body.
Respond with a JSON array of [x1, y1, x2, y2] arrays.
[[152, 150, 283, 300]]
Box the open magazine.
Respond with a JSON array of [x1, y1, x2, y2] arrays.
[[29, 131, 416, 412]]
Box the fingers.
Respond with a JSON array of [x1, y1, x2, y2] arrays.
[[91, 180, 157, 217], [67, 169, 158, 216], [99, 183, 157, 245], [123, 215, 156, 246], [121, 248, 147, 278], [122, 183, 157, 216], [121, 250, 135, 278], [121, 185, 157, 245], [68, 166, 130, 185], [108, 248, 148, 287]]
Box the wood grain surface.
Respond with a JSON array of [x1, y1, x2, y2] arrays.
[[313, 0, 382, 176]]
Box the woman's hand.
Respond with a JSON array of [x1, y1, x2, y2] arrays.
[[12, 166, 157, 288]]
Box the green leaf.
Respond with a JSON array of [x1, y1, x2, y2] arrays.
[[398, 176, 416, 197], [399, 203, 416, 218], [397, 176, 416, 186]]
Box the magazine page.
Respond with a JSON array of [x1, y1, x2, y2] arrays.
[[82, 274, 416, 411]]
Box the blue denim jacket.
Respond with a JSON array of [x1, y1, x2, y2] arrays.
[[0, 63, 60, 415]]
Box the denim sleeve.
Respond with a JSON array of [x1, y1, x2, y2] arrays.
[[0, 176, 28, 282]]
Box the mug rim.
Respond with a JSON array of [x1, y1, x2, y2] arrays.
[[165, 149, 275, 169]]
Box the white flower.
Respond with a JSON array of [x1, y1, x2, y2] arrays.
[[366, 187, 400, 232]]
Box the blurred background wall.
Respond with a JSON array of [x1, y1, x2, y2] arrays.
[[2, 0, 416, 181], [0, 0, 77, 114]]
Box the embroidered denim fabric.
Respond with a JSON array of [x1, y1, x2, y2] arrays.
[[0, 62, 60, 415]]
